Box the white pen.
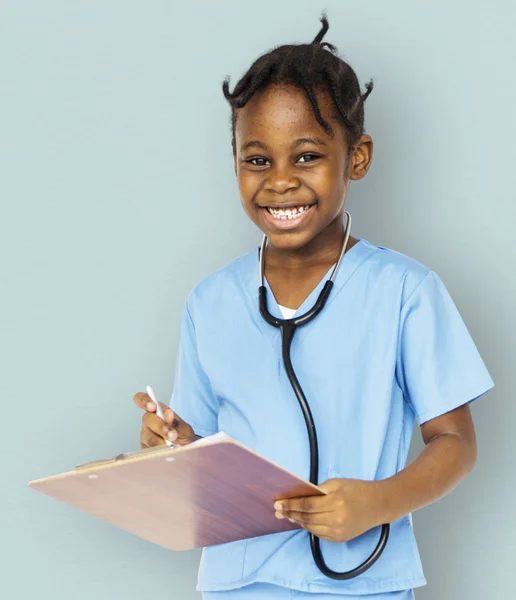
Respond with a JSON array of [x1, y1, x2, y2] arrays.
[[145, 384, 177, 448]]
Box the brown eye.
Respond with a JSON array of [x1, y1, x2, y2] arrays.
[[297, 153, 320, 163], [246, 153, 320, 167], [247, 157, 268, 166]]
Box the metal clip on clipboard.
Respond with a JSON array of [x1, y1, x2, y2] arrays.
[[76, 444, 174, 471]]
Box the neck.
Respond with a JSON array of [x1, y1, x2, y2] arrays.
[[264, 216, 350, 271]]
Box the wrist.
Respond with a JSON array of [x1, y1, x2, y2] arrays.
[[372, 478, 399, 526]]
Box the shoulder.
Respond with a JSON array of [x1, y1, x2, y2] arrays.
[[358, 238, 436, 305], [184, 246, 257, 316]]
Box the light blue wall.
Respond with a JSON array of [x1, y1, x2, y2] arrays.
[[2, 2, 513, 598]]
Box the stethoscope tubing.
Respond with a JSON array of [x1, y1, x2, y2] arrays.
[[258, 212, 390, 580]]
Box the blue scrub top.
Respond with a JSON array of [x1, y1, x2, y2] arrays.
[[170, 238, 494, 595]]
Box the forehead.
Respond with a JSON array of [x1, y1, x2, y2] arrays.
[[234, 84, 342, 146]]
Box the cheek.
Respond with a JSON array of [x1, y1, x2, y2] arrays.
[[303, 163, 345, 200], [238, 169, 257, 190], [319, 163, 346, 194], [239, 196, 256, 220], [238, 189, 261, 227], [321, 175, 347, 209], [238, 175, 260, 208]]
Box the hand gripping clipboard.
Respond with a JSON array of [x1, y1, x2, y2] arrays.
[[28, 432, 326, 551]]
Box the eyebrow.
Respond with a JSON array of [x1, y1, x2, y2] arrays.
[[240, 137, 327, 152]]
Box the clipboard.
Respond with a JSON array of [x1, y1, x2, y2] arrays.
[[28, 432, 325, 551]]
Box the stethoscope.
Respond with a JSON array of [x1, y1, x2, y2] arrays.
[[258, 210, 389, 580]]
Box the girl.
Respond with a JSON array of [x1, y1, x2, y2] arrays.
[[134, 12, 494, 600]]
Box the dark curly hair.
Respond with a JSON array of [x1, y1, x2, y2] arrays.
[[222, 10, 374, 155]]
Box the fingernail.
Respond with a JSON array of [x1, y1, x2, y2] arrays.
[[275, 511, 284, 519], [288, 518, 296, 523], [168, 430, 177, 441], [147, 402, 154, 410], [274, 502, 282, 510]]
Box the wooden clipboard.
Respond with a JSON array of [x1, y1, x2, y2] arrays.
[[28, 433, 325, 551]]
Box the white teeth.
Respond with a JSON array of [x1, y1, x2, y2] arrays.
[[267, 205, 312, 220]]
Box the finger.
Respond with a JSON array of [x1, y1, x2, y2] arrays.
[[160, 410, 193, 444], [143, 411, 190, 444], [275, 509, 332, 526], [291, 522, 336, 540], [141, 427, 166, 448], [163, 406, 178, 427], [133, 391, 156, 412], [274, 495, 330, 514], [143, 412, 176, 441]]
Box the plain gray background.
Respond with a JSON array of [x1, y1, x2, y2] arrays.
[[1, 1, 514, 598]]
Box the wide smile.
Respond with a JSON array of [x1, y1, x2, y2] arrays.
[[259, 203, 317, 231]]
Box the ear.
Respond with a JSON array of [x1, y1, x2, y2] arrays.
[[349, 134, 373, 181]]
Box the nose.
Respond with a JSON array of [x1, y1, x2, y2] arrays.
[[263, 164, 301, 195]]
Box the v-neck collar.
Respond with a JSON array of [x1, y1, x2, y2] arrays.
[[237, 237, 379, 341], [262, 258, 336, 321]]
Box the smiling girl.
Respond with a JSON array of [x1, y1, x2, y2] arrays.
[[133, 12, 494, 600]]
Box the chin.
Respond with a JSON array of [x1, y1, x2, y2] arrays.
[[262, 229, 316, 251]]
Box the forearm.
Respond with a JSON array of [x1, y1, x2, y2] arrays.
[[376, 432, 477, 524]]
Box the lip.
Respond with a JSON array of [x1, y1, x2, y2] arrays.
[[259, 203, 317, 231]]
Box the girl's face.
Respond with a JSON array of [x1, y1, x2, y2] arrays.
[[233, 83, 372, 254]]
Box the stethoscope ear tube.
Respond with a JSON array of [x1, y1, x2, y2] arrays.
[[258, 215, 390, 579]]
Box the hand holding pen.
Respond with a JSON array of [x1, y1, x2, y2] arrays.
[[133, 385, 199, 449]]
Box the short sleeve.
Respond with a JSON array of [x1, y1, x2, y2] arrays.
[[396, 270, 494, 426], [169, 301, 219, 437]]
